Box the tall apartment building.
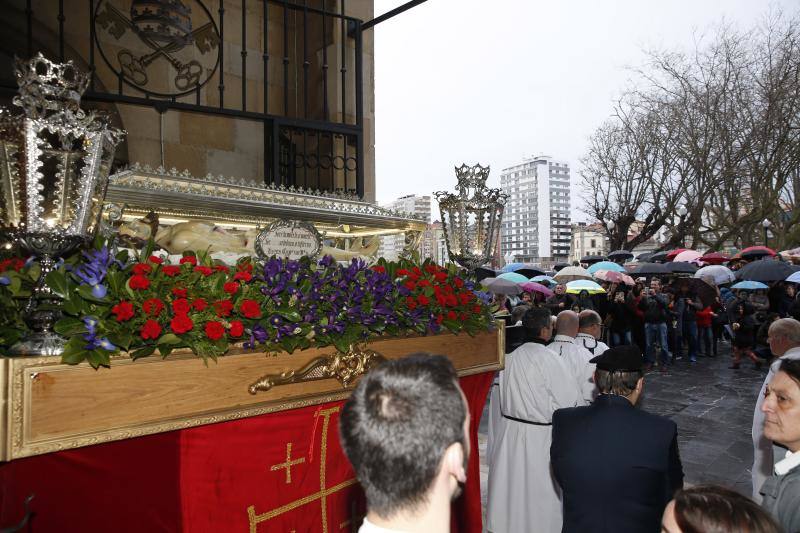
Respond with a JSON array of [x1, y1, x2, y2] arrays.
[[499, 155, 571, 267], [378, 195, 432, 260]]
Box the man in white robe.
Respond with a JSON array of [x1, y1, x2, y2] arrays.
[[575, 310, 609, 356], [752, 318, 800, 501], [487, 307, 581, 533], [549, 311, 597, 404]]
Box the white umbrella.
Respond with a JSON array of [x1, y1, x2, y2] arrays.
[[553, 266, 593, 283], [694, 265, 736, 286], [480, 277, 523, 295]]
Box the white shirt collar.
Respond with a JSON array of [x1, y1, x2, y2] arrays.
[[775, 449, 800, 476], [358, 518, 409, 533], [782, 346, 800, 359], [576, 333, 596, 340], [552, 334, 575, 343]]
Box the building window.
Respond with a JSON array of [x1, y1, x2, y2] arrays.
[[590, 239, 596, 248]]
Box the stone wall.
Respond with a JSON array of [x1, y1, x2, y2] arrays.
[[0, 0, 375, 201]]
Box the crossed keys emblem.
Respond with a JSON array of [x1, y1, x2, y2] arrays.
[[95, 0, 220, 94]]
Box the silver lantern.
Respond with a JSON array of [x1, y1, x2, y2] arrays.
[[435, 164, 507, 271], [0, 53, 124, 355]]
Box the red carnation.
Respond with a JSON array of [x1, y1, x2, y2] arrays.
[[204, 321, 225, 340], [229, 320, 244, 337], [417, 294, 430, 306], [223, 281, 239, 294], [436, 314, 444, 324], [472, 305, 483, 314], [238, 262, 254, 273], [140, 319, 162, 340], [192, 298, 208, 311], [425, 264, 438, 274], [406, 296, 417, 310], [112, 301, 135, 321], [214, 299, 234, 317], [371, 265, 386, 274], [397, 269, 410, 276], [162, 265, 181, 277], [454, 277, 464, 288], [404, 280, 417, 291], [240, 299, 262, 319], [459, 292, 472, 305], [148, 255, 164, 264], [418, 279, 431, 288], [172, 298, 191, 314], [132, 263, 152, 275], [129, 274, 150, 290], [412, 267, 422, 276], [142, 298, 164, 316], [233, 271, 252, 282], [459, 312, 468, 321], [434, 271, 448, 282], [172, 287, 187, 298], [170, 314, 194, 334], [447, 311, 457, 321], [446, 294, 458, 307], [194, 266, 213, 276], [179, 256, 198, 266], [215, 265, 230, 273]]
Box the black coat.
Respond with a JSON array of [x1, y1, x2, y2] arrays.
[[551, 395, 684, 533]]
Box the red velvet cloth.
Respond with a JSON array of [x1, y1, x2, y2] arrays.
[[0, 372, 492, 532]]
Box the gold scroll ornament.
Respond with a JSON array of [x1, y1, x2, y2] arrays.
[[248, 345, 387, 394]]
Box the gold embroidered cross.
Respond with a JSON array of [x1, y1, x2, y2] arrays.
[[270, 442, 306, 484]]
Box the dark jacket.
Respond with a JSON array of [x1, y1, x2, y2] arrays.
[[545, 293, 575, 313], [675, 293, 702, 322], [639, 293, 670, 324], [760, 461, 800, 533], [608, 301, 634, 333], [551, 395, 684, 533]]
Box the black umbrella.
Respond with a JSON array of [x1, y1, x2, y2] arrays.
[[580, 255, 607, 265], [475, 267, 499, 283], [553, 263, 570, 272], [629, 263, 671, 276], [608, 250, 634, 261], [676, 277, 719, 308], [665, 261, 698, 274], [649, 251, 669, 263], [636, 252, 654, 262], [735, 259, 794, 282], [514, 267, 546, 278]]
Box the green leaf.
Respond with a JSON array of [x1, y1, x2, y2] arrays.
[[62, 298, 83, 316], [130, 345, 156, 360], [60, 336, 87, 365], [78, 284, 109, 303], [85, 350, 105, 369], [54, 317, 87, 336], [158, 344, 174, 357], [115, 249, 130, 264], [156, 333, 182, 345], [45, 270, 70, 299], [277, 309, 302, 322], [107, 331, 133, 351]]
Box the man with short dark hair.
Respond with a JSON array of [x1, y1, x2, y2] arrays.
[[339, 354, 469, 533], [487, 307, 581, 532], [576, 309, 610, 356], [639, 278, 672, 371], [551, 345, 684, 533]]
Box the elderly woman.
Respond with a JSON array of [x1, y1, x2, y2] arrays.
[[760, 359, 800, 531]]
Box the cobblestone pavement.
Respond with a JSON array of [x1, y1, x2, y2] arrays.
[[478, 340, 768, 508]]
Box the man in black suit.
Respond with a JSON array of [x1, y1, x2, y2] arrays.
[[550, 345, 684, 533]]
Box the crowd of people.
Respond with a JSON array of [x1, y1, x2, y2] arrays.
[[495, 273, 800, 372]]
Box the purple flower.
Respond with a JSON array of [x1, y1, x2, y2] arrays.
[[0, 276, 9, 286], [318, 255, 334, 268], [74, 247, 114, 298]]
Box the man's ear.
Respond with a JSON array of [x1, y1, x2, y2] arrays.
[[443, 442, 466, 483], [636, 376, 644, 394]]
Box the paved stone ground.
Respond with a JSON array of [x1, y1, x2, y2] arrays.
[[477, 339, 768, 508]]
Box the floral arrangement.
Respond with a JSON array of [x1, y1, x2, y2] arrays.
[[0, 244, 493, 368]]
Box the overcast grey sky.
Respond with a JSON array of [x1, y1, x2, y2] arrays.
[[373, 0, 797, 221]]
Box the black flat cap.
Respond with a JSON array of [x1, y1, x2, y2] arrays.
[[590, 345, 643, 372]]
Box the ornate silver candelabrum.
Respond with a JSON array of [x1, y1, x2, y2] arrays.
[[0, 53, 124, 355], [435, 164, 508, 271]]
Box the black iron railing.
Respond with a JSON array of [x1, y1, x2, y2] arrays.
[[0, 0, 365, 198]]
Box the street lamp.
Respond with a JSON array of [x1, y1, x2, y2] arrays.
[[677, 205, 688, 247], [763, 219, 772, 247]]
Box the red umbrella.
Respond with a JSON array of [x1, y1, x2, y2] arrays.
[[665, 248, 690, 261], [593, 269, 635, 286], [701, 252, 730, 265], [740, 246, 776, 260]]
